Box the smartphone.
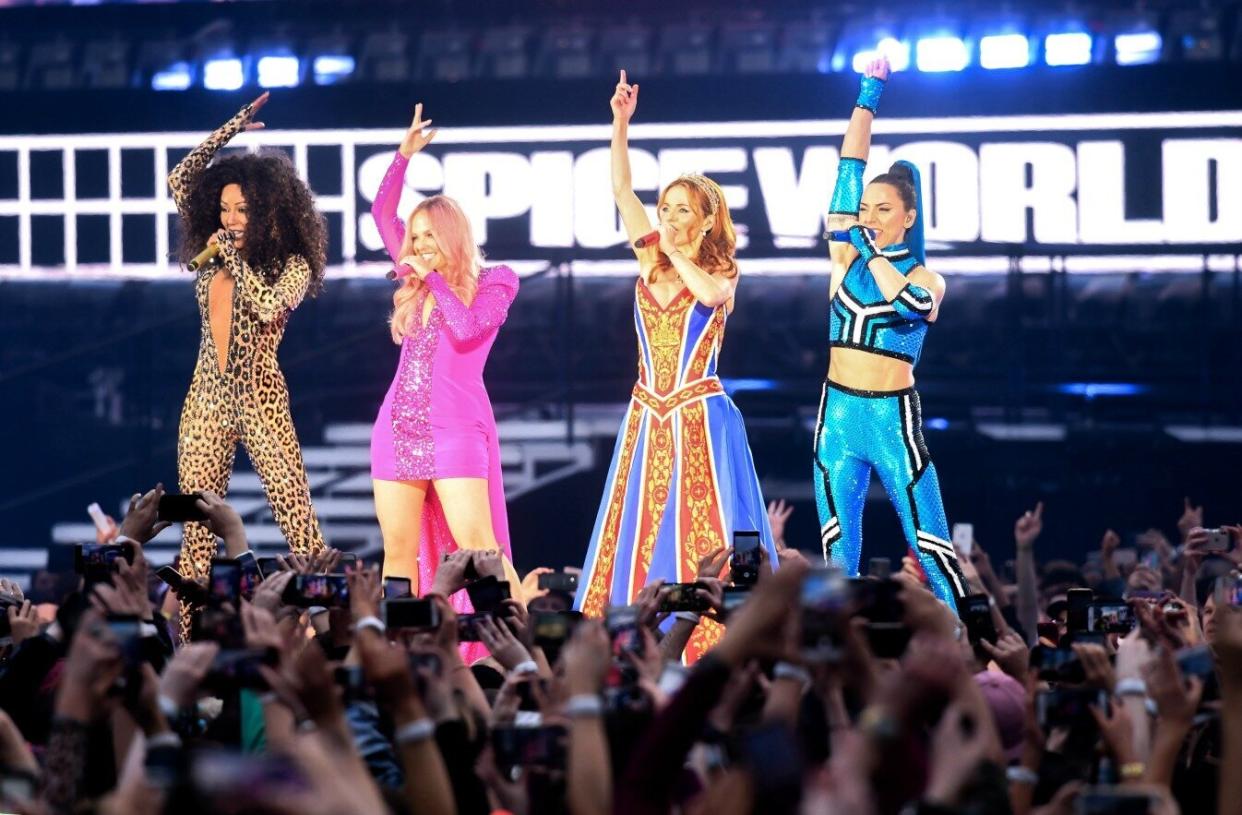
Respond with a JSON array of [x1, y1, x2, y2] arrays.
[[155, 565, 209, 605], [209, 559, 241, 605], [1214, 574, 1242, 606], [605, 605, 645, 658], [731, 531, 762, 586], [867, 557, 892, 579], [382, 597, 439, 630], [74, 542, 135, 576], [956, 593, 998, 644], [465, 575, 510, 614], [236, 551, 263, 600], [491, 725, 567, 773], [86, 502, 110, 534], [1204, 528, 1232, 553], [383, 577, 413, 599], [203, 647, 278, 693], [532, 611, 577, 647], [457, 612, 492, 642], [104, 615, 146, 671], [1066, 588, 1095, 633], [1175, 644, 1215, 679], [257, 556, 286, 578], [338, 552, 359, 570], [1087, 602, 1135, 634], [952, 523, 974, 556], [334, 664, 371, 700], [280, 573, 350, 608], [537, 572, 579, 594], [0, 594, 18, 637], [657, 582, 710, 613], [723, 586, 750, 612], [1036, 688, 1109, 730], [1074, 787, 1156, 815], [1031, 645, 1086, 683], [157, 493, 207, 523]]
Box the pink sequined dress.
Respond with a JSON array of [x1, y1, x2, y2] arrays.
[[370, 150, 517, 601]]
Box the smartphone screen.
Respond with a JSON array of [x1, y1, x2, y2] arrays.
[[382, 598, 439, 629], [157, 493, 208, 523], [209, 559, 241, 604], [465, 576, 510, 614], [1087, 602, 1135, 634], [731, 531, 762, 585], [236, 551, 263, 599], [281, 574, 350, 608], [383, 577, 413, 599], [951, 523, 974, 556], [257, 556, 286, 578], [75, 542, 135, 576]]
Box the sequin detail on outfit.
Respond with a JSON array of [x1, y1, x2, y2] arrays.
[[169, 103, 325, 643], [390, 307, 439, 481]]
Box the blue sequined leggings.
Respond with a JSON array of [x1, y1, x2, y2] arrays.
[[812, 380, 968, 608]]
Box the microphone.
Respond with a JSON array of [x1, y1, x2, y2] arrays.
[[825, 227, 877, 243], [386, 263, 416, 281], [187, 231, 233, 272], [633, 229, 660, 249]]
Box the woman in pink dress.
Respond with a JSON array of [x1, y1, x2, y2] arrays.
[[370, 103, 520, 597]]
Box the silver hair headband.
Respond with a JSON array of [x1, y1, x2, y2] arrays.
[[673, 173, 720, 214]]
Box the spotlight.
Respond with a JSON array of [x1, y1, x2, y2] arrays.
[[257, 55, 300, 87], [203, 57, 244, 90], [915, 35, 969, 72], [1044, 31, 1093, 66], [151, 61, 193, 91], [850, 36, 910, 72], [312, 54, 355, 85], [979, 33, 1031, 69], [1114, 30, 1162, 65]]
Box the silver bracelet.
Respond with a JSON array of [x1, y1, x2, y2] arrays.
[[565, 694, 604, 718], [353, 616, 385, 635], [1006, 766, 1038, 785], [395, 718, 436, 744], [772, 661, 812, 685], [1114, 677, 1147, 698]]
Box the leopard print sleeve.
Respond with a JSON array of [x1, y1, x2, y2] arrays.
[[223, 243, 312, 322], [167, 103, 254, 215]]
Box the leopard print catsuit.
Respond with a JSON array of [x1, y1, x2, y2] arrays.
[[169, 104, 325, 622]]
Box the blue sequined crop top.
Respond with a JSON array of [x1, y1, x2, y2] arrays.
[[829, 245, 934, 365], [827, 155, 935, 366]]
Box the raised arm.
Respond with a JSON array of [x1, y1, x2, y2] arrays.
[[372, 103, 437, 264], [167, 92, 268, 215], [423, 265, 518, 344], [610, 71, 657, 263], [827, 60, 886, 298]]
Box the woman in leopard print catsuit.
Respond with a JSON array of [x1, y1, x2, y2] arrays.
[[170, 92, 326, 633]]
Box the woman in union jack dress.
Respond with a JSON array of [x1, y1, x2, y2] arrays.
[[575, 71, 777, 662]]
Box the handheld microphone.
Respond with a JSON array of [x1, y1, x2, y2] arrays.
[[187, 231, 234, 272], [386, 264, 415, 281], [633, 229, 661, 249], [825, 227, 877, 243]]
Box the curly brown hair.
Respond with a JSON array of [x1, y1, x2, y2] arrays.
[[177, 151, 327, 294]]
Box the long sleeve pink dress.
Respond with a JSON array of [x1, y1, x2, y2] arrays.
[[369, 150, 517, 602]]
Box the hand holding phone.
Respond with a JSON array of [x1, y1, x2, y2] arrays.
[[731, 531, 762, 586], [952, 523, 974, 556]]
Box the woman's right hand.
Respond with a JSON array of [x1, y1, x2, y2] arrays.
[[242, 91, 269, 132], [863, 56, 890, 82], [399, 102, 437, 158], [610, 69, 639, 123]]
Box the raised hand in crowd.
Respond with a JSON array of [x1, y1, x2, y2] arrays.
[[1177, 496, 1204, 542], [194, 491, 248, 555], [118, 483, 171, 544], [767, 498, 794, 548]]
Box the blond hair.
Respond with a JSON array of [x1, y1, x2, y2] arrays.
[[390, 195, 483, 343]]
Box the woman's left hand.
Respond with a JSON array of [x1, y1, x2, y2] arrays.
[[398, 255, 433, 280]]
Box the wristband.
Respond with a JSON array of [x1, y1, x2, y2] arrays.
[[353, 616, 385, 635], [395, 718, 436, 744], [673, 611, 701, 624], [145, 732, 183, 750], [1006, 766, 1038, 785], [1114, 678, 1147, 698], [565, 694, 604, 718], [773, 662, 812, 684], [856, 75, 885, 114], [508, 660, 538, 678]]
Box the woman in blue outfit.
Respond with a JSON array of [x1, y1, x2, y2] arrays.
[[813, 56, 968, 607]]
